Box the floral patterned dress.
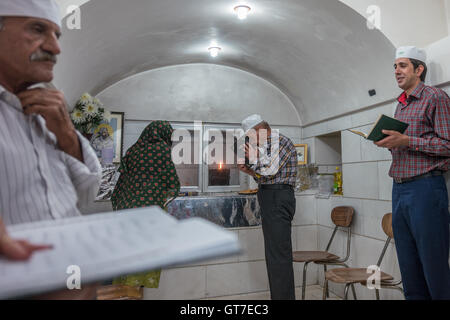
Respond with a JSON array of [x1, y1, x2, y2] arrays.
[[111, 120, 180, 288]]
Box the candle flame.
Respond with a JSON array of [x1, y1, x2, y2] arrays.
[[219, 162, 223, 170]]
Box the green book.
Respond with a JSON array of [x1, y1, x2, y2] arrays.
[[348, 114, 409, 142]]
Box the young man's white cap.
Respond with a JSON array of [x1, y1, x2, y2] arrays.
[[395, 46, 427, 63]]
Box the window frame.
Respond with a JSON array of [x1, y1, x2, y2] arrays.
[[202, 124, 243, 193], [171, 122, 203, 193]]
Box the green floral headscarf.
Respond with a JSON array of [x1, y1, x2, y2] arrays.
[[111, 121, 180, 210], [110, 121, 180, 288]]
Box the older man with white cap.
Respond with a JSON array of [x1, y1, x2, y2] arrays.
[[0, 0, 102, 298], [375, 46, 450, 299], [239, 114, 298, 300]]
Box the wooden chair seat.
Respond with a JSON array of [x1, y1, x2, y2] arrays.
[[325, 268, 394, 284], [293, 251, 340, 262]]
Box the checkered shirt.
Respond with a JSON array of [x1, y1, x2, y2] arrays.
[[251, 132, 298, 186], [389, 82, 450, 178]]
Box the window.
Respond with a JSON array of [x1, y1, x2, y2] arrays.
[[171, 122, 243, 193], [203, 125, 242, 192]]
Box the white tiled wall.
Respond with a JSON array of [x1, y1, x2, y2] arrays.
[[342, 162, 380, 199], [272, 126, 302, 145], [314, 135, 342, 166], [293, 195, 317, 226], [302, 100, 397, 139], [144, 266, 207, 300], [377, 161, 393, 201], [341, 130, 361, 163], [294, 224, 319, 287], [235, 227, 264, 262], [205, 261, 269, 298]]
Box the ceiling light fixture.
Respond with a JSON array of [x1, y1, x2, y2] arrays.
[[208, 46, 221, 58], [234, 5, 251, 20]]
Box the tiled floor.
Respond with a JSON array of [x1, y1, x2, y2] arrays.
[[203, 285, 341, 300]]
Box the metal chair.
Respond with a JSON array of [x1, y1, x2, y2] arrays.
[[323, 213, 404, 300], [293, 206, 357, 300]]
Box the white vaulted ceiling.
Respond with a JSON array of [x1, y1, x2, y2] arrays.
[[54, 0, 400, 125]]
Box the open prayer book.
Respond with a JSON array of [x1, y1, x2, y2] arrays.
[[348, 114, 409, 142], [0, 207, 241, 299]]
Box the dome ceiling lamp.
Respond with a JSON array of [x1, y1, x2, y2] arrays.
[[208, 46, 222, 58], [234, 4, 251, 20]]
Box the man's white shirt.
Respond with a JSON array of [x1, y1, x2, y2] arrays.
[[0, 85, 102, 225]]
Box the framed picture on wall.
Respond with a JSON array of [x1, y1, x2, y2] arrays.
[[90, 112, 124, 164], [294, 144, 308, 165]]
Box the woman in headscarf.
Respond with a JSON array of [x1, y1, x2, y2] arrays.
[[105, 120, 180, 298], [111, 120, 180, 210]]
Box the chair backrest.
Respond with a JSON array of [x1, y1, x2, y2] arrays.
[[377, 213, 393, 267], [382, 213, 394, 238], [331, 206, 354, 227], [325, 207, 354, 259]]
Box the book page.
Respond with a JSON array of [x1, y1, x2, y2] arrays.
[[0, 207, 240, 299], [348, 129, 367, 139]]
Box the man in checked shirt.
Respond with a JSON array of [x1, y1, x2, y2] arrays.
[[375, 46, 450, 300], [238, 114, 298, 300]]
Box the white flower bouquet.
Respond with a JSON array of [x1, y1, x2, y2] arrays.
[[70, 93, 111, 135]]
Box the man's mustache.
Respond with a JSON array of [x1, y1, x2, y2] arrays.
[[30, 51, 57, 63]]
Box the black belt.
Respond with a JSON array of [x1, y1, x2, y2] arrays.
[[393, 170, 444, 184], [259, 184, 294, 190]]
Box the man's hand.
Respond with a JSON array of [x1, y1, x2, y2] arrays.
[[238, 164, 254, 177], [17, 88, 83, 161], [0, 236, 53, 260], [374, 130, 410, 149]]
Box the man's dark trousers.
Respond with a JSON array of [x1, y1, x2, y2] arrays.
[[392, 174, 450, 300], [257, 185, 296, 300]]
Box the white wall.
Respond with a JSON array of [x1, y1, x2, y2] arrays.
[[427, 35, 450, 85], [340, 0, 449, 47], [56, 0, 89, 15], [96, 64, 300, 126], [446, 0, 450, 34]]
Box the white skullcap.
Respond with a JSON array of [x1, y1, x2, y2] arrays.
[[0, 0, 61, 28], [242, 114, 264, 134], [395, 46, 427, 63]]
